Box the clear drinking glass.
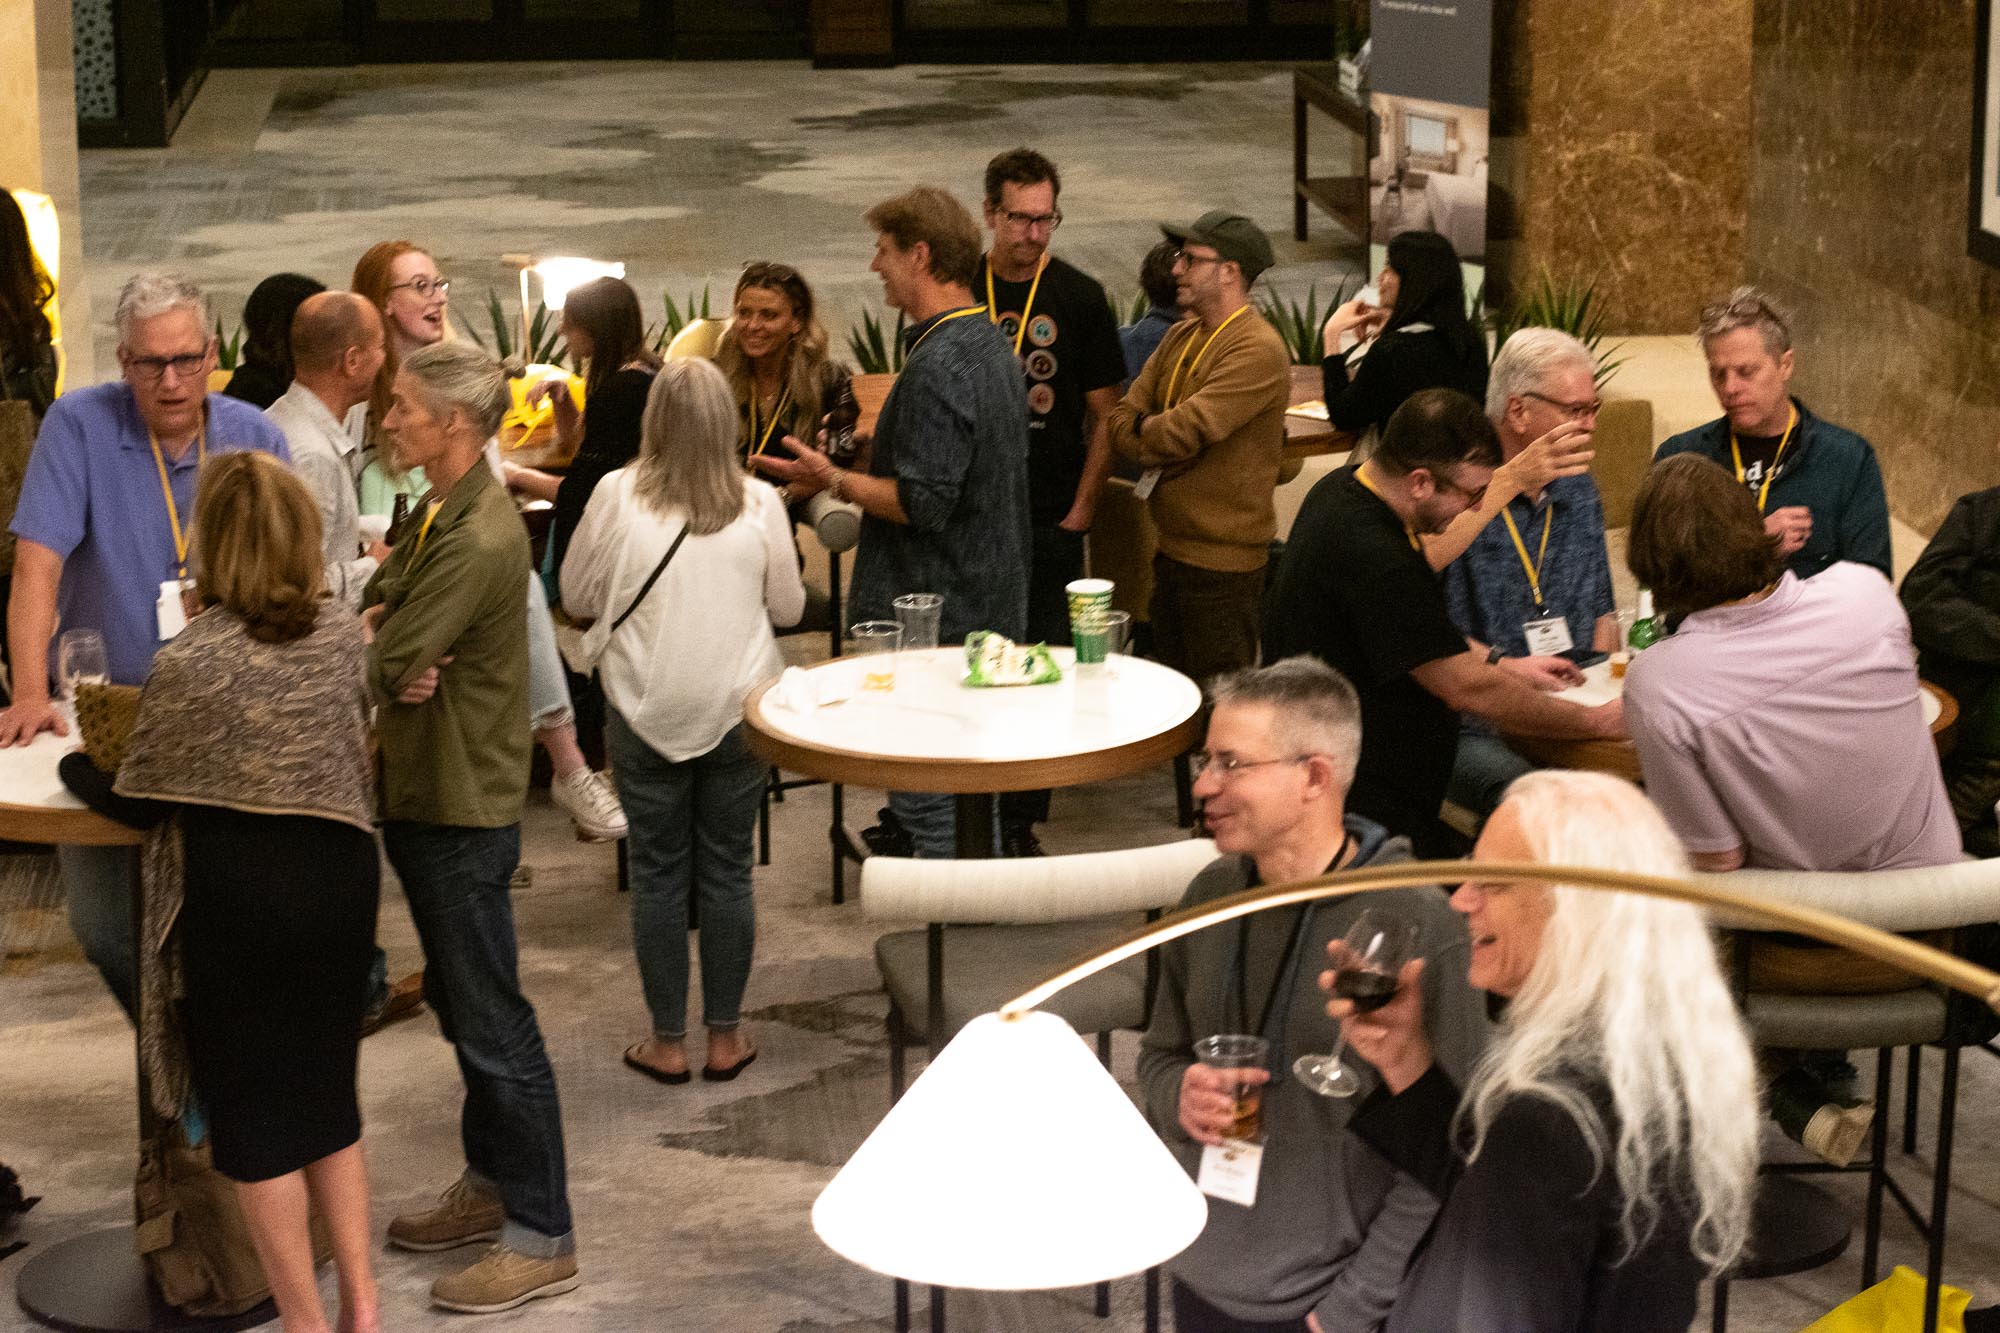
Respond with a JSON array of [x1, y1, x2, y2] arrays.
[[892, 592, 943, 652], [57, 629, 109, 701], [849, 620, 903, 692], [1100, 610, 1132, 659], [1293, 908, 1417, 1097]]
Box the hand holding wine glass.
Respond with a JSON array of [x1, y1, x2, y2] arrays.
[[1293, 907, 1416, 1097]]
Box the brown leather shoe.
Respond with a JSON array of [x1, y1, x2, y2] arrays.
[[431, 1245, 579, 1314], [386, 1177, 504, 1253], [360, 970, 425, 1037]]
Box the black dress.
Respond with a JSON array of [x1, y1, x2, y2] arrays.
[[1322, 327, 1489, 439], [61, 770, 379, 1184], [550, 366, 655, 585], [1352, 1065, 1708, 1332]]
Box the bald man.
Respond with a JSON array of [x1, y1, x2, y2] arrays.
[[266, 291, 390, 605]]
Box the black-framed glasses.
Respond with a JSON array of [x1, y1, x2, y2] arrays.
[[1189, 750, 1315, 782], [388, 277, 450, 299], [1522, 390, 1602, 422], [999, 208, 1062, 231], [1172, 249, 1223, 269], [122, 352, 208, 382]]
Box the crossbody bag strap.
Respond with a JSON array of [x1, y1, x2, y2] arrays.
[[608, 524, 691, 635]]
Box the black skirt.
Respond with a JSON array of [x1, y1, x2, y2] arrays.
[[177, 808, 379, 1183]]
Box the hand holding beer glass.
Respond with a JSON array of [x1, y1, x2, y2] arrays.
[[1181, 1034, 1271, 1145]]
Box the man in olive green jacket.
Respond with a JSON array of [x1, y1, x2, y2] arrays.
[[1108, 209, 1289, 687], [361, 342, 578, 1315]]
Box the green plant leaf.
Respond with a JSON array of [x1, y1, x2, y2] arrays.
[[1490, 269, 1626, 390]]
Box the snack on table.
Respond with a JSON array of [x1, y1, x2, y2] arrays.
[[963, 631, 1063, 687]]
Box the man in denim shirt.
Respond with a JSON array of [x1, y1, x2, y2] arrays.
[[757, 186, 1028, 856], [1441, 329, 1617, 820]]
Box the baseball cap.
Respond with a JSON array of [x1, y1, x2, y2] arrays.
[[1159, 210, 1275, 284]]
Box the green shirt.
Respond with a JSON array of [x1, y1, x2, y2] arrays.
[[363, 461, 530, 828]]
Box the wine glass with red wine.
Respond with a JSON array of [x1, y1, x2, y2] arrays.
[[1293, 907, 1417, 1098]]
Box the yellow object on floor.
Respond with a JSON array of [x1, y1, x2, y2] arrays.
[[1800, 1265, 1969, 1333]]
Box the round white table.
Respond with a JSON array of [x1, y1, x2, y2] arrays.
[[2, 729, 270, 1332], [744, 647, 1204, 858]]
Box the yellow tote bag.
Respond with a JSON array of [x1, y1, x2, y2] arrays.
[[1800, 1265, 1970, 1333]]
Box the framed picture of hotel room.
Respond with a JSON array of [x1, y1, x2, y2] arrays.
[[1971, 0, 2000, 265]]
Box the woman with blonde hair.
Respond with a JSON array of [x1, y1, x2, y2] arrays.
[[1327, 770, 1759, 1330], [713, 261, 857, 474], [562, 357, 804, 1084], [61, 451, 381, 1333]]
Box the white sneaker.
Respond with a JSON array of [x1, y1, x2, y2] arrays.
[[552, 769, 627, 842]]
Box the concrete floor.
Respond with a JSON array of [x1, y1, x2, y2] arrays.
[[3, 58, 1996, 1332]]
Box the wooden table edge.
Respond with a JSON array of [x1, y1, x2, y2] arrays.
[[0, 799, 143, 846], [742, 678, 1203, 794]]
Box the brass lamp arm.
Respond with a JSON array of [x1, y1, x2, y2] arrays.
[[998, 859, 2000, 1020]]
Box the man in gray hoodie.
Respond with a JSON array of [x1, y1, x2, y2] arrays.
[[1139, 657, 1486, 1331]]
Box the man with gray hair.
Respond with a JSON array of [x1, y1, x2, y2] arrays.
[[1435, 327, 1620, 818], [0, 269, 288, 1018], [1655, 285, 1889, 578], [1138, 656, 1484, 1333]]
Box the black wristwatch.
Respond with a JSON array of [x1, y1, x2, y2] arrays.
[[1486, 645, 1506, 666]]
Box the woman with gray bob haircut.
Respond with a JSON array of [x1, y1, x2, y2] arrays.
[[1326, 769, 1758, 1331], [399, 341, 510, 439], [561, 357, 804, 1086]]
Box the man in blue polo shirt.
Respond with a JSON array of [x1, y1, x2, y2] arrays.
[[0, 270, 288, 1018], [1437, 328, 1617, 820], [1655, 286, 1890, 580]]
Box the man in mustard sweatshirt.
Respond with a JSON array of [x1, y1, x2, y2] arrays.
[[1108, 210, 1289, 686]]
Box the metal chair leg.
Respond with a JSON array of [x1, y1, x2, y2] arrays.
[[1145, 1266, 1161, 1333], [1904, 1043, 1921, 1154], [1710, 1276, 1728, 1332], [616, 836, 629, 892], [930, 1286, 946, 1333], [894, 1279, 910, 1333], [830, 781, 847, 905], [758, 773, 773, 868], [1924, 1046, 1961, 1333], [1863, 1046, 1892, 1287]]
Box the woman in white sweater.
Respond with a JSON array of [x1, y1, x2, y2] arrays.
[[562, 358, 804, 1084]]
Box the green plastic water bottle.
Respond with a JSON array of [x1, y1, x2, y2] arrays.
[[1629, 590, 1661, 652]]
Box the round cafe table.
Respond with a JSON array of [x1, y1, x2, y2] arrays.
[[1503, 660, 1958, 784], [743, 646, 1204, 859], [2, 730, 273, 1332]]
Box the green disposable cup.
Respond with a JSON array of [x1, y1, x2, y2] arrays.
[[1066, 578, 1114, 665]]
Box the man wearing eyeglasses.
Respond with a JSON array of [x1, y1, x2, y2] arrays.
[[1265, 390, 1622, 858], [1108, 210, 1289, 690], [1138, 656, 1484, 1333], [976, 148, 1128, 857], [1655, 286, 1890, 579], [1, 270, 288, 1017], [1430, 329, 1619, 820]]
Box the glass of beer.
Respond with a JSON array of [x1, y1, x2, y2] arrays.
[[849, 620, 902, 692], [1610, 610, 1637, 679], [1192, 1034, 1271, 1142]]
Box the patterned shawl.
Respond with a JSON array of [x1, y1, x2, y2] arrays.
[[115, 603, 376, 1119]]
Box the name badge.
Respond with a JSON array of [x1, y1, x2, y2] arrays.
[[1196, 1140, 1263, 1208], [156, 579, 189, 641], [1133, 467, 1162, 501], [1522, 614, 1573, 658]]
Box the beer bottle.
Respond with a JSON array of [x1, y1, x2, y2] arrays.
[[1629, 590, 1662, 652]]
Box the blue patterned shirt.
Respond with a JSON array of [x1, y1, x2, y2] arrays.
[[1443, 472, 1615, 663], [849, 307, 1030, 643]]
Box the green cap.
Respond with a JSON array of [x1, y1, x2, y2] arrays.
[[1159, 210, 1275, 284]]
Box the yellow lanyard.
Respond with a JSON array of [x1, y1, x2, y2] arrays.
[[1164, 305, 1250, 408], [984, 255, 1047, 359], [411, 500, 441, 557], [1729, 404, 1799, 514], [1500, 503, 1555, 608], [748, 386, 791, 460], [1355, 466, 1421, 552], [148, 425, 206, 580], [909, 306, 987, 357]]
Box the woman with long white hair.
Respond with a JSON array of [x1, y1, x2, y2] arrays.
[[1326, 769, 1759, 1330]]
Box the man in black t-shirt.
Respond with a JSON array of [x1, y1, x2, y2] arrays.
[[978, 147, 1129, 856], [1263, 389, 1624, 856]]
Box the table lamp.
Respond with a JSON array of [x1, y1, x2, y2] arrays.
[[811, 859, 2000, 1292], [502, 254, 626, 361]]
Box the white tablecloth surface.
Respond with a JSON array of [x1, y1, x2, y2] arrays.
[[0, 718, 87, 812]]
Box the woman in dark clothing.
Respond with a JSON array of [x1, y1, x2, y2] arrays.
[[1320, 230, 1487, 440], [221, 272, 327, 409], [501, 275, 662, 595], [61, 451, 381, 1333], [1325, 771, 1759, 1332], [0, 192, 57, 418], [712, 261, 857, 478]]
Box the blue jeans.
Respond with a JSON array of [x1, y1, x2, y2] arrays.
[[606, 712, 763, 1039], [58, 843, 137, 1022], [382, 821, 574, 1254], [1446, 727, 1538, 821], [888, 791, 1000, 859]]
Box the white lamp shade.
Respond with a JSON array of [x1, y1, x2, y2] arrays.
[[530, 256, 626, 311], [813, 1011, 1207, 1290]]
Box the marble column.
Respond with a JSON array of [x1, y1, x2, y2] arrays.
[[1, 0, 92, 386], [1488, 0, 1753, 335]]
